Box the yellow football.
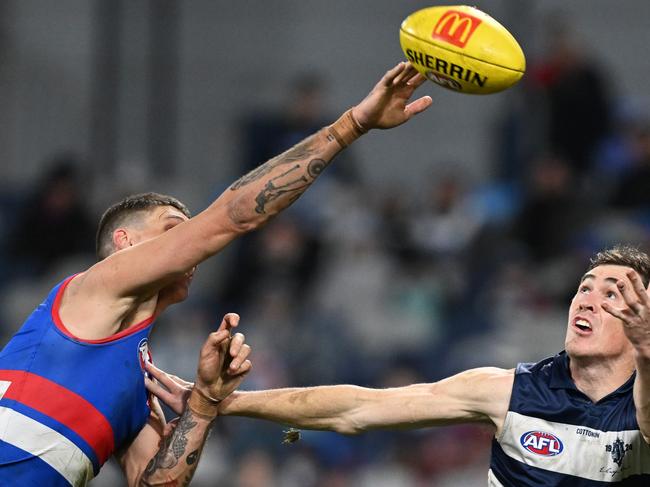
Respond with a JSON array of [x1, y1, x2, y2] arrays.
[[399, 5, 525, 94]]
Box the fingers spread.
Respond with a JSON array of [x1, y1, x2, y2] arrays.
[[382, 62, 407, 87], [393, 63, 417, 85], [405, 96, 433, 118], [627, 270, 649, 305], [602, 302, 626, 321], [406, 72, 427, 89], [617, 280, 642, 314]]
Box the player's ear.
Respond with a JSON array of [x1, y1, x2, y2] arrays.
[[112, 228, 133, 252]]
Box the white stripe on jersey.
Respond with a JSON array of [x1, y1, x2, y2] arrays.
[[488, 469, 505, 486], [497, 411, 650, 482], [0, 406, 94, 486], [0, 380, 10, 399]]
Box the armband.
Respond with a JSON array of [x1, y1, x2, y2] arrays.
[[327, 108, 367, 148], [187, 387, 221, 420]]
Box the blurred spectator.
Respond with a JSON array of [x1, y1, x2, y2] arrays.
[[408, 172, 483, 260], [529, 13, 613, 175], [7, 153, 95, 276], [609, 121, 650, 210], [513, 154, 586, 263], [235, 449, 278, 487], [216, 214, 323, 314], [239, 72, 359, 184]]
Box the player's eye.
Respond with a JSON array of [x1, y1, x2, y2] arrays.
[[579, 286, 590, 294], [606, 290, 618, 300]]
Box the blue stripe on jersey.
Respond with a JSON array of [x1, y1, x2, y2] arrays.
[[0, 397, 99, 474], [0, 440, 72, 487]]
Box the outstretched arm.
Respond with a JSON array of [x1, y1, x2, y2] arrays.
[[214, 367, 512, 435], [602, 270, 650, 443], [119, 314, 252, 486], [80, 63, 432, 306]]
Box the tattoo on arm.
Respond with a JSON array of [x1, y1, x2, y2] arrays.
[[254, 165, 309, 214], [143, 408, 199, 479], [307, 158, 327, 178], [252, 157, 331, 214], [227, 130, 335, 222], [230, 135, 320, 191]]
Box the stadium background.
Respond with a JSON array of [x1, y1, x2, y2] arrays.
[[1, 0, 649, 485]]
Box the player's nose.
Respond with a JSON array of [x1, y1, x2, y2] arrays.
[[578, 301, 595, 313]]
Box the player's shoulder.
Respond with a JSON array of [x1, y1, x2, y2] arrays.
[[515, 353, 560, 377], [458, 367, 515, 394]]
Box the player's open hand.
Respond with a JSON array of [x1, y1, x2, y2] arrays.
[[352, 61, 432, 130], [602, 270, 650, 355], [194, 313, 253, 402]]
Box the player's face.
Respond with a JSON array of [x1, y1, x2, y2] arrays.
[[133, 206, 194, 303], [565, 265, 635, 361]]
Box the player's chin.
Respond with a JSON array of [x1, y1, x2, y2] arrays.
[[173, 287, 190, 303], [165, 280, 191, 304], [565, 340, 593, 359]]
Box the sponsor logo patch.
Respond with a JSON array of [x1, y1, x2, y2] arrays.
[[431, 10, 482, 48], [137, 338, 152, 375], [520, 431, 564, 456]]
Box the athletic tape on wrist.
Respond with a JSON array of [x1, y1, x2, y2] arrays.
[[187, 387, 221, 419], [327, 108, 367, 148]]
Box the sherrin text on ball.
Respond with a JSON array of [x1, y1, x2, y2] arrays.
[[399, 5, 525, 94]]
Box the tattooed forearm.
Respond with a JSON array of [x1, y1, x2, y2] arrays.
[[252, 158, 332, 214], [225, 128, 339, 226], [254, 165, 310, 214], [142, 409, 201, 485], [230, 134, 320, 190]]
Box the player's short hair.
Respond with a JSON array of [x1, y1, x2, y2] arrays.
[[95, 192, 191, 260], [587, 245, 650, 287]]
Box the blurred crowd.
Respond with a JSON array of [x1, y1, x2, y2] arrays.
[[2, 19, 650, 487]]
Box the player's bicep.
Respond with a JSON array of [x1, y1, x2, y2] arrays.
[[431, 367, 513, 428], [349, 367, 513, 432]]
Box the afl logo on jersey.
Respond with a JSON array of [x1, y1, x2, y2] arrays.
[[137, 338, 153, 373], [520, 431, 564, 456]]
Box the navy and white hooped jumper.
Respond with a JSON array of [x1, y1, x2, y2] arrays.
[[0, 275, 154, 486], [489, 352, 650, 486]]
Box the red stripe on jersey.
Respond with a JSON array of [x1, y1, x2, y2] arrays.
[[0, 369, 114, 464], [51, 275, 154, 344]]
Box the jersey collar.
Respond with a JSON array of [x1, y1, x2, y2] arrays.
[[550, 350, 635, 396]]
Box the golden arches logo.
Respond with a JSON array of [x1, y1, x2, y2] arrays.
[[432, 10, 482, 48]]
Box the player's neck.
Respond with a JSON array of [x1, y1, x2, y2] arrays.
[[569, 354, 635, 403]]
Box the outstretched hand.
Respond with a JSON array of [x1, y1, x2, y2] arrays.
[[352, 61, 432, 130], [602, 270, 650, 354], [195, 313, 252, 401], [145, 313, 252, 416]]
